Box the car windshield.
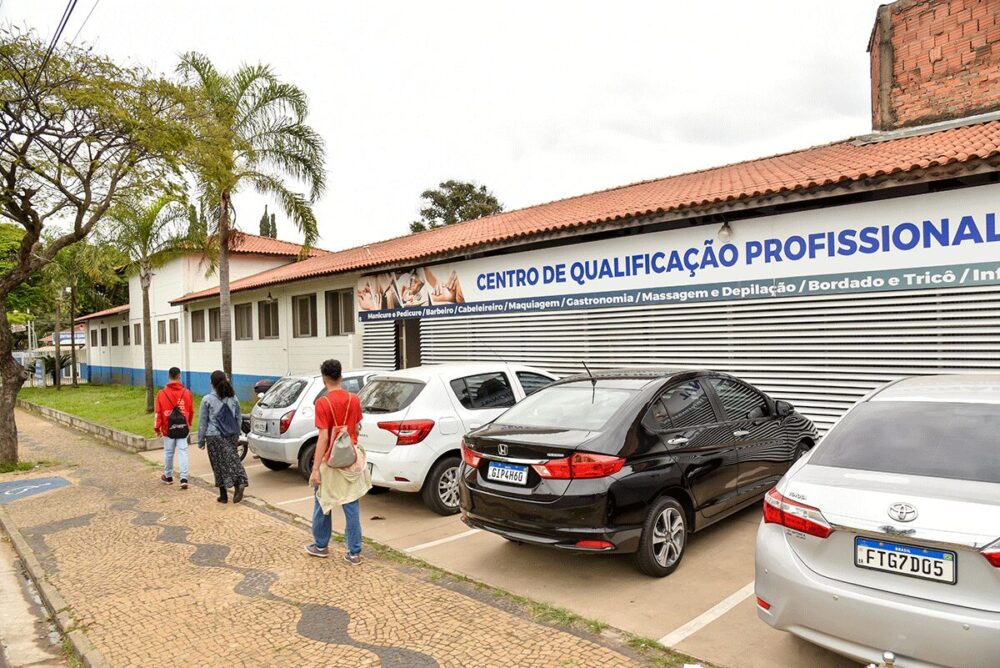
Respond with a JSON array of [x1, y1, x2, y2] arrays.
[[258, 378, 307, 409], [357, 378, 425, 414], [810, 401, 1000, 483], [494, 382, 637, 431]]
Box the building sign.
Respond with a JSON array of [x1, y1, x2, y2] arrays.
[[357, 184, 1000, 322]]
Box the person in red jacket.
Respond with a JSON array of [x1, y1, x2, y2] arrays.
[[154, 367, 194, 490]]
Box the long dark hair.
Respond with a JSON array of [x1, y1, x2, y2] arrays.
[[210, 370, 235, 399]]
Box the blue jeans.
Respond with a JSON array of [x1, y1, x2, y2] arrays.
[[163, 437, 188, 480], [312, 493, 362, 555]]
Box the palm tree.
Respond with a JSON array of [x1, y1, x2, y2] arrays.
[[177, 53, 326, 379], [108, 194, 189, 412]]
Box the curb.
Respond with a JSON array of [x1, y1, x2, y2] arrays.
[[0, 505, 110, 668], [17, 400, 162, 453]]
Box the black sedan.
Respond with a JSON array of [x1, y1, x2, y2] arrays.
[[459, 369, 817, 576]]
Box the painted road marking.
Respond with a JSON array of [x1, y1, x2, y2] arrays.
[[404, 529, 481, 553], [658, 582, 755, 647], [0, 477, 70, 504], [276, 495, 315, 506]]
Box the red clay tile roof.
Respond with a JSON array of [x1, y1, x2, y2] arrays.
[[172, 119, 1000, 305], [75, 304, 130, 322], [229, 232, 329, 257]]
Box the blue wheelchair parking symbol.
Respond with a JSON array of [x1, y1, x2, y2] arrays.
[[0, 477, 69, 504]]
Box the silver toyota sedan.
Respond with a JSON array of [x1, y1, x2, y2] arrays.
[[755, 374, 1000, 668]]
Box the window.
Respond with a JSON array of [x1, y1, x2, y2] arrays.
[[710, 378, 768, 421], [517, 372, 553, 396], [122, 325, 130, 346], [257, 378, 307, 409], [258, 300, 279, 339], [134, 323, 142, 346], [90, 329, 97, 347], [292, 294, 317, 338], [325, 289, 356, 336], [191, 310, 205, 342], [234, 304, 253, 340], [111, 327, 119, 346], [157, 320, 166, 344], [450, 372, 515, 410], [811, 401, 1000, 483], [209, 307, 221, 341], [496, 382, 637, 431], [357, 379, 425, 413], [650, 380, 716, 430], [169, 318, 179, 344], [100, 328, 108, 347]]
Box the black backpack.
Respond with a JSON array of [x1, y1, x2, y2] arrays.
[[166, 402, 189, 439]]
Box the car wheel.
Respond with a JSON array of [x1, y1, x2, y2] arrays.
[[634, 497, 687, 577], [260, 458, 291, 471], [236, 439, 249, 461], [421, 456, 461, 516], [367, 485, 390, 495], [298, 442, 316, 481]]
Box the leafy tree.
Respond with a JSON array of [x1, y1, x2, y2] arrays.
[[177, 53, 326, 379], [0, 224, 46, 319], [41, 353, 71, 385], [0, 28, 193, 466], [269, 212, 277, 238], [409, 180, 503, 233], [107, 193, 189, 412], [258, 205, 277, 238]]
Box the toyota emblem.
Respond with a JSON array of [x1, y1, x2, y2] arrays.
[[887, 502, 918, 523], [497, 443, 508, 456]]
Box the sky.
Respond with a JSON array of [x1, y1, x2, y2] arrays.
[[3, 0, 886, 251]]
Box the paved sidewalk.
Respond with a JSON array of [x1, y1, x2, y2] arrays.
[[1, 411, 654, 668]]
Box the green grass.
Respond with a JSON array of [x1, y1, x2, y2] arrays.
[[18, 385, 252, 439], [0, 459, 55, 474]]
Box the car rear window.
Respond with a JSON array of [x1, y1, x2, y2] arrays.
[[450, 372, 515, 410], [495, 382, 637, 431], [258, 378, 307, 409], [358, 378, 424, 414], [810, 401, 1000, 483]]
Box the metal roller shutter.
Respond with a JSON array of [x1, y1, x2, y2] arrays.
[[420, 284, 1000, 432], [362, 321, 396, 370]]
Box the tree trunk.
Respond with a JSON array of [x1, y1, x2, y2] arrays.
[[0, 300, 28, 467], [69, 286, 78, 387], [54, 296, 62, 389], [219, 192, 233, 380], [141, 270, 155, 413]]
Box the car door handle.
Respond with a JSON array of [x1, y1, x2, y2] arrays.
[[667, 437, 689, 445], [733, 430, 751, 438]]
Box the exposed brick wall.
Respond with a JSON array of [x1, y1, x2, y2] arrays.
[[871, 0, 1000, 130]]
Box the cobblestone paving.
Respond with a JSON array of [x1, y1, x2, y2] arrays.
[[4, 411, 643, 667]]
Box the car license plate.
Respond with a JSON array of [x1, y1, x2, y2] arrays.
[[855, 537, 956, 584], [486, 461, 528, 485], [251, 418, 266, 435]]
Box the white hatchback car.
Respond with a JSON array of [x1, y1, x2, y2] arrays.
[[756, 374, 1000, 668], [357, 363, 557, 515], [248, 369, 378, 479]]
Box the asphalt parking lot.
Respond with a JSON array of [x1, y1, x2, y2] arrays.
[[143, 448, 858, 668]]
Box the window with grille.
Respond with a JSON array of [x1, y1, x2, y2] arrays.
[[259, 300, 279, 339], [209, 308, 221, 341], [293, 294, 317, 338], [191, 310, 205, 342], [235, 304, 253, 340]]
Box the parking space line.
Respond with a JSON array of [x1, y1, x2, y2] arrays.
[[657, 582, 755, 647], [276, 495, 315, 506], [404, 529, 481, 553]]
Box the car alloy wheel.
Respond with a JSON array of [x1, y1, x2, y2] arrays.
[[437, 465, 460, 508], [652, 507, 685, 568]]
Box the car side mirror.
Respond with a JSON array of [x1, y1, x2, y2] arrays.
[[775, 400, 794, 417]]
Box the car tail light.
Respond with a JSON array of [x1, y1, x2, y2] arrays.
[[983, 541, 1000, 567], [377, 420, 435, 445], [575, 539, 614, 550], [756, 596, 771, 610], [763, 488, 832, 539], [279, 410, 295, 434], [461, 439, 481, 468], [532, 452, 625, 480]]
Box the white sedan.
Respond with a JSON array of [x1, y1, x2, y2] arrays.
[[357, 362, 557, 515]]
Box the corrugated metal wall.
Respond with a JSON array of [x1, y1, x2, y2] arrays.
[[417, 284, 1000, 432]]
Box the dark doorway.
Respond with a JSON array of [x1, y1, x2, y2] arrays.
[[395, 319, 421, 369]]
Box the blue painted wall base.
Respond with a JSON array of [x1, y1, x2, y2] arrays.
[[81, 363, 278, 400]]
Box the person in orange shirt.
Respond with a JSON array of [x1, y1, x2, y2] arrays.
[[154, 367, 194, 490]]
